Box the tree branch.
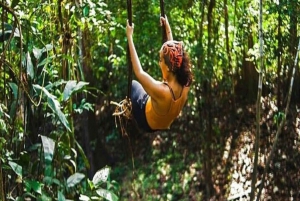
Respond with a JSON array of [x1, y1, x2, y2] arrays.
[[250, 0, 263, 200]]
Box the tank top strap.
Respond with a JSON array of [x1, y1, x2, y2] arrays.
[[163, 82, 176, 100], [163, 82, 184, 100]]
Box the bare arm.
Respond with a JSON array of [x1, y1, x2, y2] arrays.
[[126, 21, 164, 99]]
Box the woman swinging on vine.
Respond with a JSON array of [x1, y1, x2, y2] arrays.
[[126, 15, 193, 132]]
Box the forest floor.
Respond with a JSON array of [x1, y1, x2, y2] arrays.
[[105, 97, 300, 201]]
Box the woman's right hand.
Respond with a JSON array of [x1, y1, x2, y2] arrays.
[[160, 15, 173, 40], [160, 15, 170, 32], [126, 20, 134, 39]]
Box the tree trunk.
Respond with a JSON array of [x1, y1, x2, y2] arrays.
[[0, 160, 4, 201], [241, 29, 258, 102], [276, 2, 282, 108], [80, 23, 114, 177], [287, 0, 299, 102], [202, 0, 216, 198]]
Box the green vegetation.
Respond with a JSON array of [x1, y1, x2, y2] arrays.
[[1, 0, 300, 200]]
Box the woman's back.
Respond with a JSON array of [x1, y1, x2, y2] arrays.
[[145, 82, 190, 130]]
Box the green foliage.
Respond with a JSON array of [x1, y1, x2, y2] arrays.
[[1, 0, 300, 200], [3, 134, 119, 200]]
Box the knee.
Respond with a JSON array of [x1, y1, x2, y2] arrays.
[[131, 80, 141, 93], [131, 80, 143, 100], [131, 80, 138, 99], [132, 80, 139, 88]]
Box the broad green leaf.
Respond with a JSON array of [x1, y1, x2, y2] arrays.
[[26, 52, 34, 79], [63, 80, 89, 101], [41, 135, 55, 164], [8, 161, 22, 177], [38, 56, 54, 68], [33, 84, 71, 132], [0, 23, 19, 42], [25, 180, 42, 195], [96, 188, 118, 201], [58, 191, 66, 201], [8, 82, 18, 100], [33, 44, 53, 60], [33, 47, 43, 60], [43, 44, 53, 52], [92, 166, 110, 185], [67, 173, 85, 188], [9, 100, 17, 121], [83, 6, 90, 17], [79, 194, 90, 201]]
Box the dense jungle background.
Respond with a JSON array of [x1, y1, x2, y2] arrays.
[[1, 0, 300, 200]]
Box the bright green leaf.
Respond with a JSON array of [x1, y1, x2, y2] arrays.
[[83, 6, 90, 17], [79, 194, 90, 201], [67, 173, 85, 188], [92, 166, 110, 186], [96, 188, 118, 201], [33, 47, 43, 60]]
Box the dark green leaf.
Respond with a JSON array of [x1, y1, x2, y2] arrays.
[[25, 180, 42, 195], [10, 0, 20, 8], [8, 82, 19, 100], [76, 140, 90, 169], [8, 100, 17, 121], [8, 161, 22, 177], [83, 6, 90, 17], [37, 56, 54, 68], [8, 83, 18, 120]]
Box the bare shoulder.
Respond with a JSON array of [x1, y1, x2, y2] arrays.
[[151, 82, 171, 101]]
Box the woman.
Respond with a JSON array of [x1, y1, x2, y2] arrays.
[[126, 16, 193, 132]]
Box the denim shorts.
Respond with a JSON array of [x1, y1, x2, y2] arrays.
[[131, 80, 155, 132]]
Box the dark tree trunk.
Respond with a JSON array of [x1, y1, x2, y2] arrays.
[[287, 0, 299, 103], [202, 0, 216, 198], [80, 23, 109, 177], [240, 29, 258, 102]]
